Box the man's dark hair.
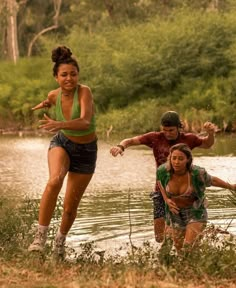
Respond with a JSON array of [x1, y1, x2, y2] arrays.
[[161, 111, 182, 128]]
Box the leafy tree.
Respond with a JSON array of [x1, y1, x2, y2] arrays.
[[18, 0, 62, 57], [0, 0, 62, 60]]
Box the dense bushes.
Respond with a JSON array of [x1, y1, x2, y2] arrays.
[[0, 9, 236, 132]]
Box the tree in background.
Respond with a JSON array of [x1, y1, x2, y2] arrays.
[[0, 0, 236, 131], [0, 0, 21, 63], [26, 0, 62, 56], [1, 0, 232, 62], [0, 0, 62, 61]]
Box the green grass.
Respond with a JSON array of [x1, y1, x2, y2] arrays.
[[0, 196, 236, 287]]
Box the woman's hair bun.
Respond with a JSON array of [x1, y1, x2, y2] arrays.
[[51, 46, 72, 63]]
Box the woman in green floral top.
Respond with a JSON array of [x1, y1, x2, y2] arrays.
[[157, 143, 236, 252]]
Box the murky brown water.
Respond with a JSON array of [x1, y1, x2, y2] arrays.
[[0, 134, 236, 252]]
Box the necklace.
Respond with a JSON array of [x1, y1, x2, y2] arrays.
[[61, 87, 76, 97], [62, 92, 73, 97]]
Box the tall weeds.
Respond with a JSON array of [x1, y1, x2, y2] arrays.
[[0, 195, 235, 286]]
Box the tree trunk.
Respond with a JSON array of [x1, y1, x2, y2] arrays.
[[2, 0, 20, 63]]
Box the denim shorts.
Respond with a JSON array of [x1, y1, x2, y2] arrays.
[[49, 131, 97, 174], [150, 191, 165, 219], [167, 207, 207, 230]]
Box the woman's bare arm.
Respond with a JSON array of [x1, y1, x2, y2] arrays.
[[32, 90, 57, 111], [211, 176, 236, 190], [157, 181, 180, 214]]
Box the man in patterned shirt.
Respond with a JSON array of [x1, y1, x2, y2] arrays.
[[110, 111, 216, 243]]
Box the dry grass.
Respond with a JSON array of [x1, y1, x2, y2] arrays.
[[1, 260, 236, 288], [1, 197, 236, 288]]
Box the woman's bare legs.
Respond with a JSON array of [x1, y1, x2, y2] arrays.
[[60, 172, 93, 234], [54, 172, 93, 257], [172, 228, 185, 252], [28, 147, 69, 252], [184, 222, 205, 247], [171, 222, 205, 254], [172, 222, 205, 257], [39, 147, 70, 226]]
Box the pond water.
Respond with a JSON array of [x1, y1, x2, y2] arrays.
[[0, 133, 236, 253]]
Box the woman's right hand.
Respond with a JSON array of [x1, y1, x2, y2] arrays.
[[166, 198, 180, 214], [32, 99, 51, 111]]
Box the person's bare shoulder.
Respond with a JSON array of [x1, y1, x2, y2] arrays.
[[48, 88, 60, 105], [78, 84, 93, 101], [79, 84, 92, 93]]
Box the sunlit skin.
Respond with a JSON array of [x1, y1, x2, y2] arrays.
[[33, 64, 95, 143], [159, 145, 236, 253], [32, 62, 96, 235], [109, 118, 216, 244], [162, 126, 179, 141], [159, 148, 207, 252], [170, 150, 189, 175], [55, 64, 79, 93]]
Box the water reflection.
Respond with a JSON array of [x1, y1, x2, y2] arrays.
[[0, 134, 236, 252]]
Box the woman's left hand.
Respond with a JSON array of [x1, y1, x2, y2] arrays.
[[39, 114, 61, 132], [166, 198, 180, 214]]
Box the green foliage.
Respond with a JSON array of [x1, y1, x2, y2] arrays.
[[0, 57, 56, 128], [0, 196, 64, 260], [1, 0, 236, 59], [0, 197, 38, 258], [1, 9, 236, 131], [68, 9, 236, 110], [96, 98, 173, 135], [175, 76, 236, 127]]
